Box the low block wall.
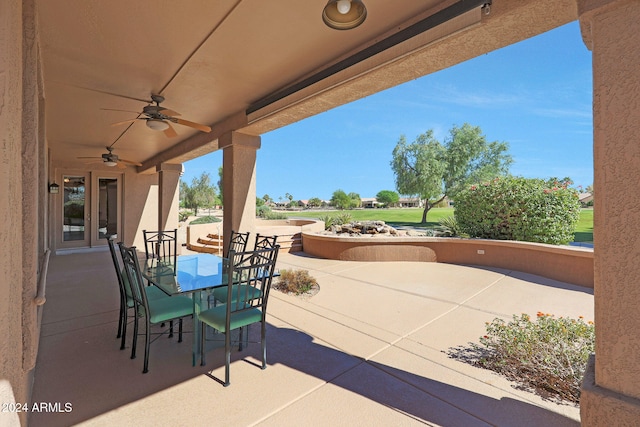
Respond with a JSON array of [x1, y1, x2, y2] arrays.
[[187, 219, 324, 253], [302, 233, 594, 288]]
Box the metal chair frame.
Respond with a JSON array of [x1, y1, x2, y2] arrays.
[[119, 243, 193, 373], [143, 229, 178, 265], [200, 245, 280, 386]]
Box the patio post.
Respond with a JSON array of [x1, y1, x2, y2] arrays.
[[578, 0, 640, 424], [156, 163, 182, 233], [220, 131, 260, 254]]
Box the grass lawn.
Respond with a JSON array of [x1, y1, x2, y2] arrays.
[[284, 207, 594, 243]]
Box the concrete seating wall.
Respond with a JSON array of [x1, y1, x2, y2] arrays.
[[302, 232, 594, 288]]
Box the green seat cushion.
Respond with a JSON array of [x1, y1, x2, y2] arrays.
[[210, 285, 262, 304], [198, 304, 262, 333], [126, 283, 169, 308], [146, 295, 193, 324]]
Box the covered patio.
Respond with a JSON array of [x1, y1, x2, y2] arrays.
[[31, 250, 592, 426], [4, 0, 640, 425]]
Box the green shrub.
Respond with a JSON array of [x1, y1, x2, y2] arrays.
[[318, 212, 353, 230], [454, 177, 581, 244], [438, 216, 468, 237], [178, 210, 193, 222], [474, 313, 594, 403], [274, 269, 318, 295], [261, 210, 288, 220], [256, 205, 271, 218], [318, 214, 334, 230], [189, 216, 221, 225], [334, 212, 353, 225]]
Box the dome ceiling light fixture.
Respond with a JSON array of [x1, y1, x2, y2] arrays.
[[322, 0, 367, 30], [146, 118, 170, 131]]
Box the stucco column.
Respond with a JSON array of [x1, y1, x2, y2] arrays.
[[579, 0, 640, 424], [156, 163, 182, 232], [220, 131, 260, 253]]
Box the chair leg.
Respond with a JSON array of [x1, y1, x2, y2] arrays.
[[143, 318, 151, 373], [117, 300, 124, 339], [238, 327, 243, 351], [224, 330, 231, 387], [178, 319, 183, 343], [131, 311, 139, 360], [168, 320, 174, 338], [120, 308, 128, 350], [261, 321, 267, 370], [200, 321, 206, 366]]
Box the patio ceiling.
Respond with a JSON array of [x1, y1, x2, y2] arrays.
[[36, 0, 576, 172]]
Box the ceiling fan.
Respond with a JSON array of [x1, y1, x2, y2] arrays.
[[77, 146, 142, 168], [106, 94, 212, 138]]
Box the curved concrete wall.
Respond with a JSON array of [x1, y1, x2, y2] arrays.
[[302, 233, 594, 288]]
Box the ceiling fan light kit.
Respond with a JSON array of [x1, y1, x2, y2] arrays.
[[146, 118, 170, 131], [107, 93, 211, 136], [77, 146, 142, 168]]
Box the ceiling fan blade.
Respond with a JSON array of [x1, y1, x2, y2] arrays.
[[119, 158, 143, 167], [116, 162, 128, 169], [77, 156, 102, 160], [111, 119, 139, 127], [158, 108, 180, 117], [101, 108, 142, 114], [163, 123, 178, 138], [173, 118, 211, 133]]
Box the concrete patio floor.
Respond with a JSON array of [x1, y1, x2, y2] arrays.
[[29, 249, 594, 426]]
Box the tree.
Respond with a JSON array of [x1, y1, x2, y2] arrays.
[[180, 172, 218, 215], [391, 123, 512, 223], [330, 189, 351, 210], [217, 166, 224, 206], [330, 190, 361, 209], [307, 197, 323, 208], [348, 192, 361, 209], [376, 190, 400, 207]]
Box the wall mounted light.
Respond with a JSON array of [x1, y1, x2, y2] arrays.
[[49, 182, 60, 194], [322, 0, 367, 30]]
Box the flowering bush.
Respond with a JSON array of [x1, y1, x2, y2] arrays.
[[454, 176, 581, 244], [274, 269, 318, 295], [475, 313, 594, 403]]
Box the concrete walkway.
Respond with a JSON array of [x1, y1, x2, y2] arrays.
[[29, 250, 593, 426]]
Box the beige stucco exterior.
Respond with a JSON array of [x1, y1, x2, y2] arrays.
[[2, 0, 640, 424]]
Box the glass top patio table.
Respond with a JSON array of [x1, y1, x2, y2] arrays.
[[140, 253, 227, 365], [140, 253, 226, 296]]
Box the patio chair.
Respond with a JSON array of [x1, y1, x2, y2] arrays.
[[107, 236, 169, 350], [199, 245, 280, 386], [254, 233, 278, 250], [210, 234, 278, 305], [206, 229, 251, 307], [119, 242, 194, 373], [143, 229, 178, 266], [225, 230, 250, 258], [210, 234, 280, 349]]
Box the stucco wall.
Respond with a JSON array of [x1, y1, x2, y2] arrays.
[[0, 1, 34, 425], [303, 233, 594, 288]]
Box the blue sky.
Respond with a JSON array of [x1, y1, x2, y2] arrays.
[[183, 21, 593, 201]]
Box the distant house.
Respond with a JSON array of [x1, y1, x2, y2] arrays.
[[579, 192, 594, 206], [398, 197, 423, 208], [360, 198, 381, 208]]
